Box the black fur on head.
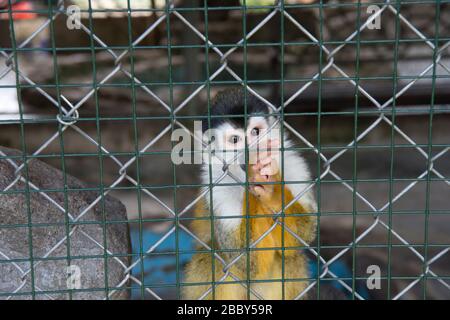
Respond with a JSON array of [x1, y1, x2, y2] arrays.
[[202, 88, 270, 132]]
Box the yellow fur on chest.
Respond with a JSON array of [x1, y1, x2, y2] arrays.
[[238, 184, 306, 279], [185, 183, 314, 300], [239, 200, 277, 277]]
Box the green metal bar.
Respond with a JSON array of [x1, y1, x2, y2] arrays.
[[3, 0, 450, 14], [6, 0, 36, 300], [2, 241, 449, 266], [242, 0, 251, 300], [387, 0, 403, 300], [124, 0, 145, 300], [47, 0, 73, 300], [315, 0, 324, 300], [203, 0, 217, 300], [164, 0, 180, 300], [0, 0, 448, 301], [280, 0, 287, 301], [350, 0, 363, 300], [422, 0, 442, 299], [87, 0, 110, 300]]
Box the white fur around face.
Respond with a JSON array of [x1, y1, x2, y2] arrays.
[[201, 163, 246, 232], [200, 135, 317, 235], [281, 139, 317, 212]]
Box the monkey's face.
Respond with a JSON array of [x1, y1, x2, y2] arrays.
[[204, 116, 273, 171], [201, 88, 281, 178]]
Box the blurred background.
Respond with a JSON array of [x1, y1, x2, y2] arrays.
[[0, 0, 449, 299]]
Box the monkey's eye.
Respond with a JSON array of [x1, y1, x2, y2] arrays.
[[251, 127, 260, 136], [229, 135, 241, 144]]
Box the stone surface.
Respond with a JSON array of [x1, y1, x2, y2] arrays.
[[0, 146, 130, 300]]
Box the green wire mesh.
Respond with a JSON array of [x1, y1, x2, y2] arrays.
[[0, 0, 449, 300]]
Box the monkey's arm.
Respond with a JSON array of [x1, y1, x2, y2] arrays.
[[261, 181, 317, 254]]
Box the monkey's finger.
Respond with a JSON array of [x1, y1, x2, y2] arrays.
[[252, 161, 278, 184], [268, 139, 280, 152], [251, 169, 269, 183], [255, 171, 266, 180], [271, 143, 281, 160], [260, 156, 273, 166], [252, 162, 262, 172], [257, 149, 270, 162], [261, 140, 279, 161], [268, 139, 280, 149], [260, 164, 278, 176], [253, 157, 272, 171], [259, 154, 279, 172]]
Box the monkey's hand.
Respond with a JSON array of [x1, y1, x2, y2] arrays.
[[249, 139, 280, 202]]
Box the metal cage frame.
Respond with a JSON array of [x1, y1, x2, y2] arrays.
[[0, 0, 449, 300]]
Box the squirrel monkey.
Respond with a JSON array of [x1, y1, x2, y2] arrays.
[[182, 88, 317, 300]]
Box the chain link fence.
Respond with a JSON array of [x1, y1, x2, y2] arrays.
[[0, 0, 449, 299]]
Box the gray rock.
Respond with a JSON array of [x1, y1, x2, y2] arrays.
[[0, 146, 130, 300]]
